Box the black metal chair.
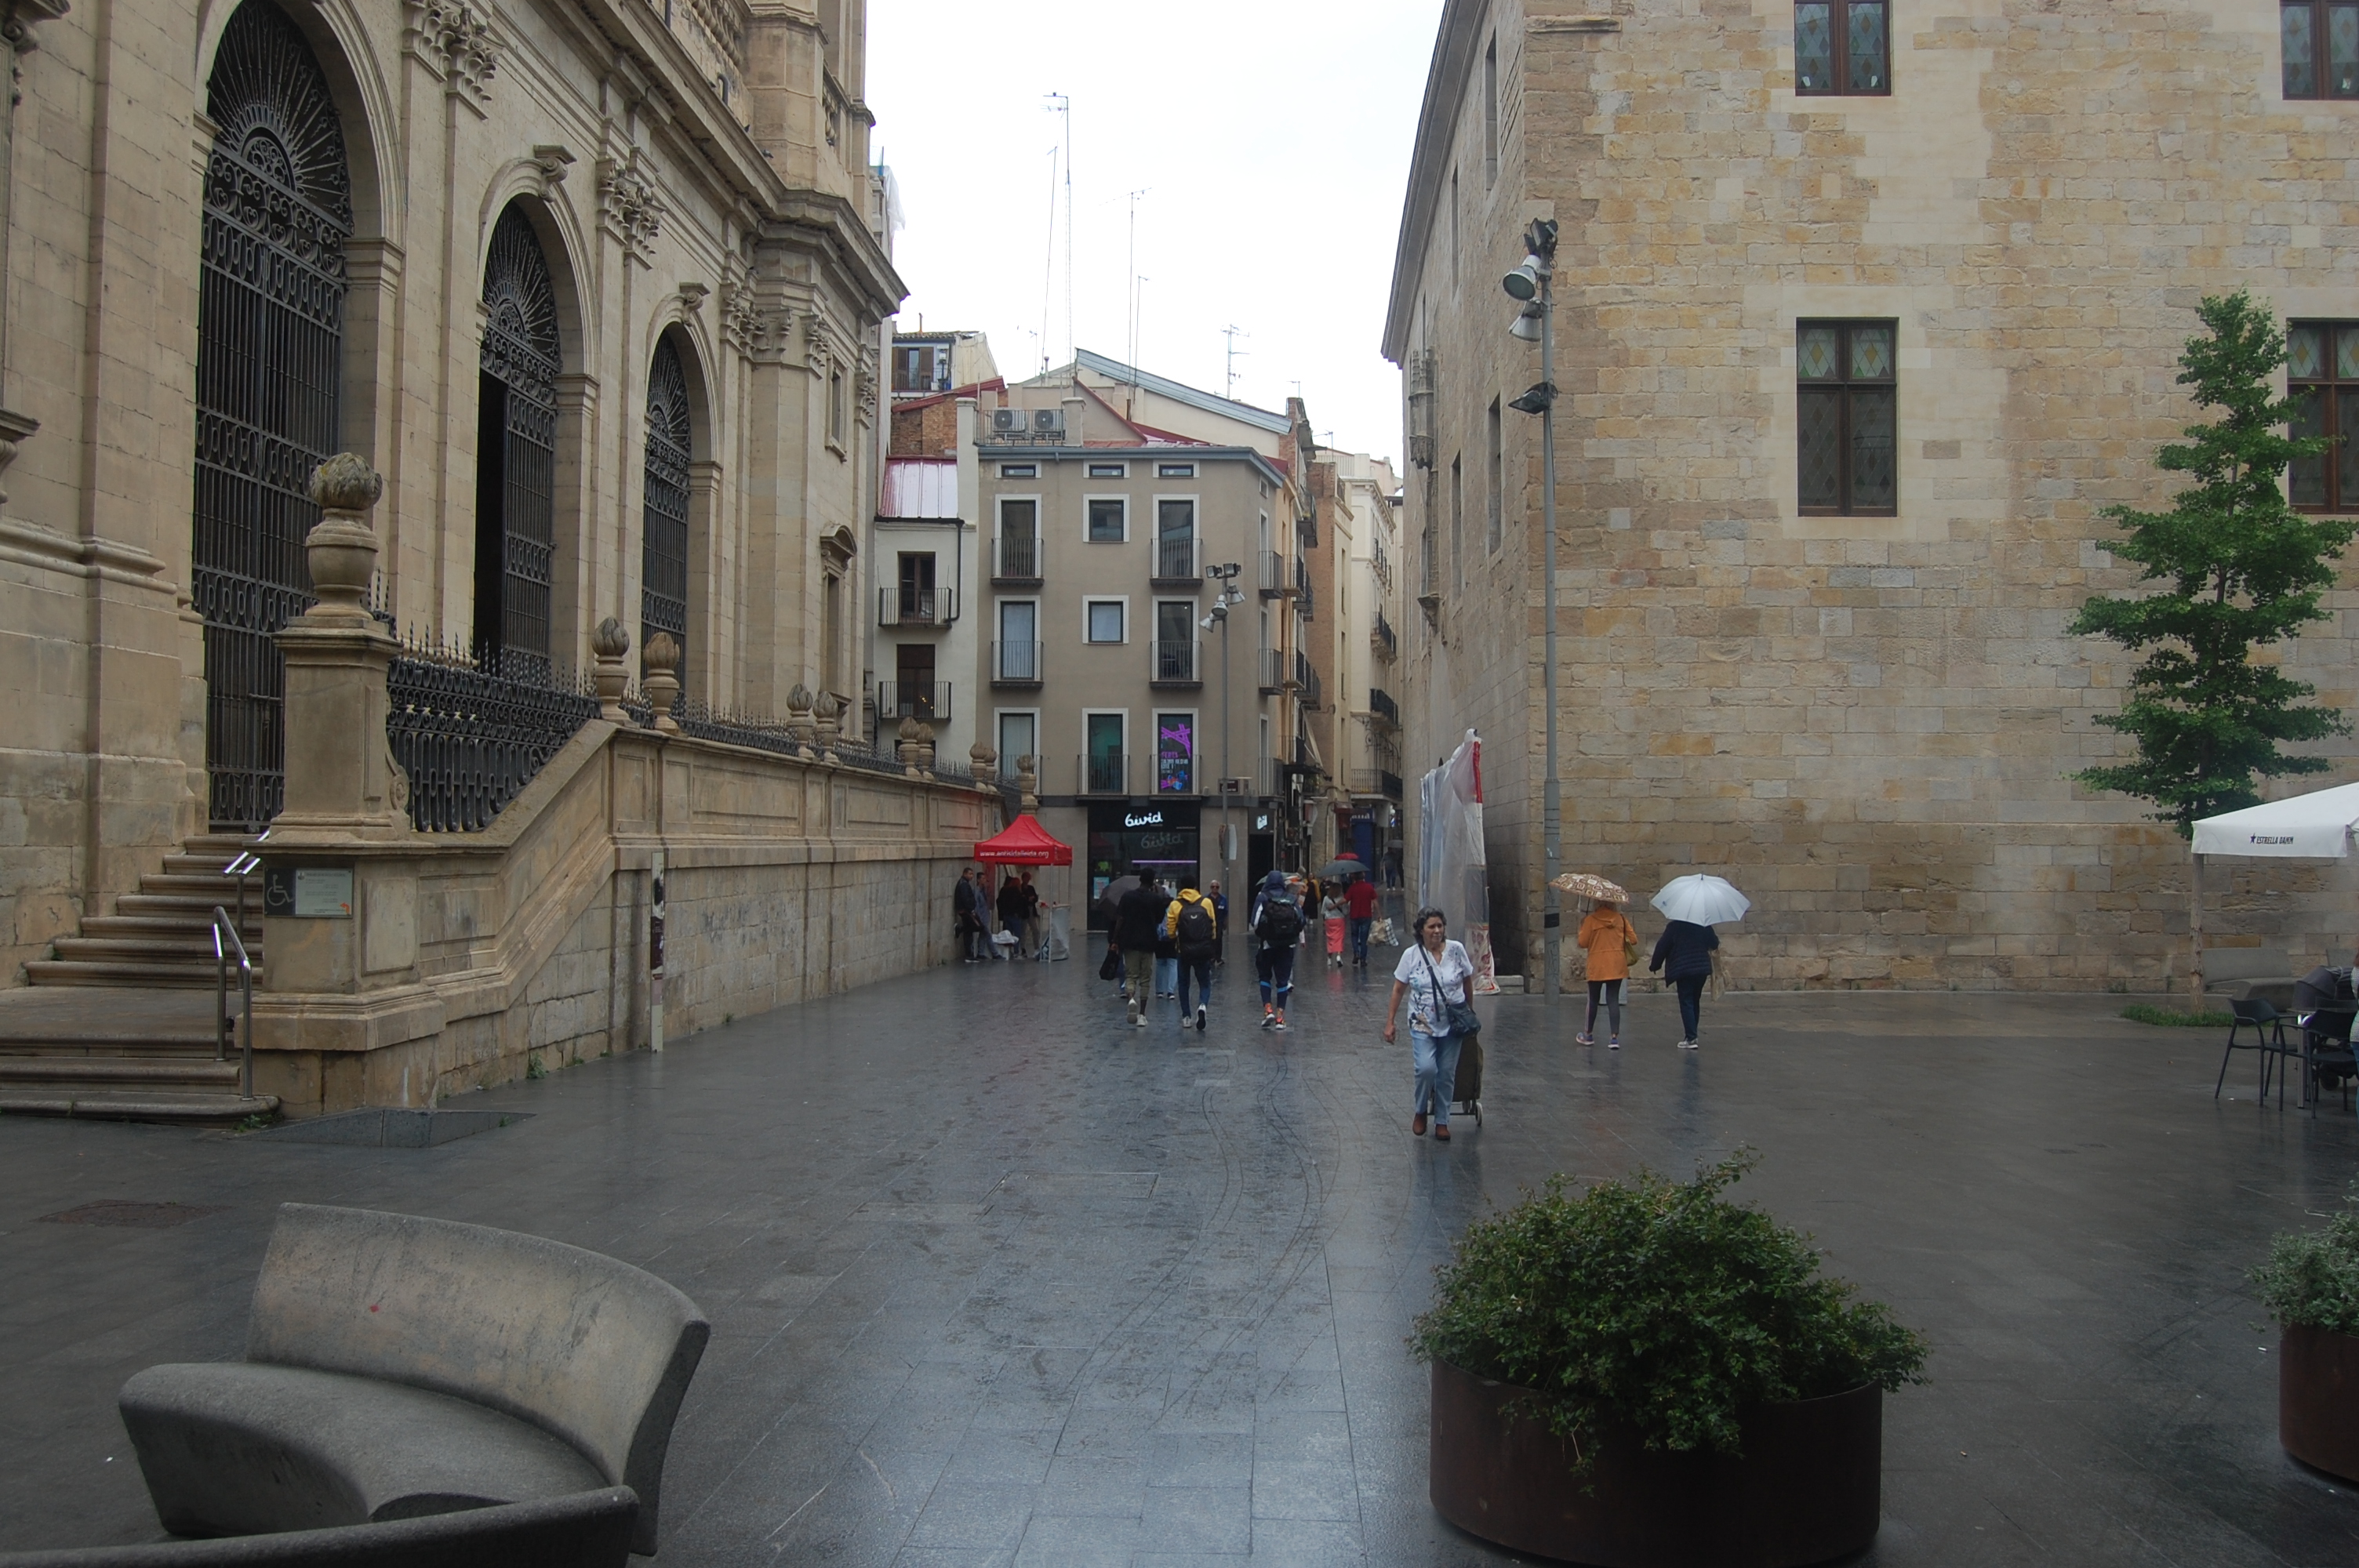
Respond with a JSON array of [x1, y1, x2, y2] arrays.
[[2221, 997, 2299, 1103], [2298, 1005, 2358, 1115]]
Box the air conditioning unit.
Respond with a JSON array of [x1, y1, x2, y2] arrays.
[[1030, 408, 1066, 436], [988, 406, 1028, 435]]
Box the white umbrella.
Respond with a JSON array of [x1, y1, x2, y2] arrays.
[[1652, 873, 1750, 927]]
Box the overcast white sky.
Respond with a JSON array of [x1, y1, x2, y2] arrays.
[[866, 2, 1442, 466]]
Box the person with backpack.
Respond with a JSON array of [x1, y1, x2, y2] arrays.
[[1251, 869, 1303, 1031], [1164, 875, 1220, 1032], [1114, 873, 1169, 1027]]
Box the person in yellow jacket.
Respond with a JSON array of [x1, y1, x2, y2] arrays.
[[1163, 877, 1220, 1032], [1575, 899, 1639, 1048]]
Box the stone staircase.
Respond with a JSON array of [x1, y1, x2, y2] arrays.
[[1, 834, 278, 1123], [26, 834, 264, 989]]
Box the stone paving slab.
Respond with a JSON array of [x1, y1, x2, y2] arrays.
[[2, 956, 2357, 1564]]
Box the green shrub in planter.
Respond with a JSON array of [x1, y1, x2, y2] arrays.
[[1410, 1154, 1928, 1469], [2251, 1181, 2359, 1334]]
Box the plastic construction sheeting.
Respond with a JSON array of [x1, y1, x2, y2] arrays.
[[2192, 781, 2359, 859], [1417, 730, 1499, 995]]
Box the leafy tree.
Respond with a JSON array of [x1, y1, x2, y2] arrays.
[[2071, 291, 2354, 1006]]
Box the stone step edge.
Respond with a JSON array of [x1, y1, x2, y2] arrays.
[[0, 1093, 279, 1123]]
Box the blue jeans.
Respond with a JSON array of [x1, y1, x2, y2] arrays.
[[1177, 953, 1213, 1014], [1155, 956, 1178, 996], [1675, 975, 1707, 1040], [1348, 916, 1372, 963], [1413, 1029, 1463, 1123], [1256, 945, 1296, 1008]]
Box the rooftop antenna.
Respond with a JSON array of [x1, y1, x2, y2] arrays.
[[1222, 325, 1249, 400], [1045, 93, 1073, 377], [1126, 188, 1149, 372], [1038, 143, 1057, 373]]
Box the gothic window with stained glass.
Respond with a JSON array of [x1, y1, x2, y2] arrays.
[[1798, 321, 1898, 517], [2288, 322, 2359, 511], [1795, 2, 1888, 96]]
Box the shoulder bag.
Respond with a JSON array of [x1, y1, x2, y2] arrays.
[[1420, 946, 1482, 1038]]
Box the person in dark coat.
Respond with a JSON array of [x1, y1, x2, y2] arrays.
[[953, 868, 983, 962], [1115, 874, 1169, 1028], [995, 870, 1028, 947], [1648, 919, 1720, 1049]]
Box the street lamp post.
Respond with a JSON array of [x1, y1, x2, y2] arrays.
[[1201, 563, 1245, 883], [1504, 220, 1563, 999]]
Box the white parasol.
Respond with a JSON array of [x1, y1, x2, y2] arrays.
[[1652, 873, 1751, 927]]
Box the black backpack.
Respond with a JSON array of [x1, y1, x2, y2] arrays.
[[1176, 897, 1217, 955], [1256, 897, 1303, 948]]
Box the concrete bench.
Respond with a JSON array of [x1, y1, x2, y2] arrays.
[[118, 1205, 707, 1558], [2199, 946, 2294, 1000], [0, 1488, 638, 1568]]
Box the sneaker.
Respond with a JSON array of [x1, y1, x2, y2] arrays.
[[1134, 1015, 1150, 1029], [1194, 1005, 1208, 1032], [1273, 1017, 1289, 1032], [1575, 1032, 1594, 1047], [1609, 1035, 1620, 1048], [1677, 1038, 1696, 1050]]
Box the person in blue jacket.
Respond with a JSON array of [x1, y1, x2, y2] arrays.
[[1648, 919, 1720, 1050]]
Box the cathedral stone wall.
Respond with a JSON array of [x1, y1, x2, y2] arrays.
[[1393, 0, 2359, 989]]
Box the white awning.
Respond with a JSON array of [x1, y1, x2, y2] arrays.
[[2190, 781, 2359, 858]]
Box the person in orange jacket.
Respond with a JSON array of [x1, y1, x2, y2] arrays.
[[1574, 898, 1639, 1048]]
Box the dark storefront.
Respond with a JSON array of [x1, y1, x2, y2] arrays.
[[1085, 800, 1201, 930]]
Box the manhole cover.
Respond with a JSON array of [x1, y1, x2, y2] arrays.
[[39, 1201, 225, 1229]]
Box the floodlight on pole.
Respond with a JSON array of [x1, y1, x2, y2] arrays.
[[1501, 217, 1564, 997]]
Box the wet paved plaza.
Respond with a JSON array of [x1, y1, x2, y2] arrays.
[[4, 949, 2359, 1566]]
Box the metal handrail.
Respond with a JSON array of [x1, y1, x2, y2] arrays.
[[211, 906, 254, 1101]]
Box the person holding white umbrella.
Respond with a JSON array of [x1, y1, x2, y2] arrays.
[[1647, 874, 1750, 1049]]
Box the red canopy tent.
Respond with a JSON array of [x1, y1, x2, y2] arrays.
[[971, 814, 1074, 959], [972, 813, 1072, 865]]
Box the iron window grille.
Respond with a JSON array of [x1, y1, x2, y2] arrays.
[[1797, 320, 1898, 517], [478, 205, 561, 676], [2290, 322, 2359, 511], [2284, 2, 2359, 99], [193, 0, 354, 831], [642, 336, 692, 664], [1795, 2, 1889, 96]]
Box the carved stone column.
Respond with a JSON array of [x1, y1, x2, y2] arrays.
[[1016, 754, 1040, 814], [271, 456, 410, 845], [642, 631, 682, 732], [591, 617, 631, 720]]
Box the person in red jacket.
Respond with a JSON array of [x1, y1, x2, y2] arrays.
[[1343, 874, 1380, 967]]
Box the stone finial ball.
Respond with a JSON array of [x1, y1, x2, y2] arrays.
[[897, 715, 922, 741], [591, 617, 631, 659], [643, 631, 681, 673], [787, 683, 813, 713], [308, 453, 383, 511]]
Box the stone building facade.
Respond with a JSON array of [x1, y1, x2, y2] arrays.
[[1387, 0, 2359, 989], [0, 0, 904, 988]]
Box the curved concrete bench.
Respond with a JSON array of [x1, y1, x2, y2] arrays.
[[0, 1486, 637, 1567], [119, 1205, 707, 1557]]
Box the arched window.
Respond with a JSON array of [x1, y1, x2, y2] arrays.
[[192, 0, 353, 829], [475, 204, 560, 673], [642, 336, 692, 668]]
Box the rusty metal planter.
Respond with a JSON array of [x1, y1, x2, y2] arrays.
[[2281, 1323, 2359, 1482], [1428, 1359, 1881, 1567]]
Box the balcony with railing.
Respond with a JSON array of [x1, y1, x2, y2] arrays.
[[1078, 753, 1130, 796], [1371, 612, 1398, 662], [1369, 688, 1398, 728], [1259, 550, 1288, 599], [1292, 650, 1313, 691], [1150, 535, 1201, 585], [993, 535, 1041, 584], [1292, 556, 1312, 620], [878, 586, 956, 628], [1150, 639, 1201, 687], [1299, 665, 1323, 713], [876, 681, 952, 722], [990, 641, 1043, 687], [1258, 648, 1284, 695]]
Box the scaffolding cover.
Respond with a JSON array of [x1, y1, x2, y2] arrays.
[[1417, 730, 1498, 994]]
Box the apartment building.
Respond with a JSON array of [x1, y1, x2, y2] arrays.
[[978, 358, 1323, 920], [1322, 453, 1408, 880], [1386, 0, 2359, 989]]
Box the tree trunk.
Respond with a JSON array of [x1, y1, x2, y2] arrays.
[[2190, 851, 2206, 1017]]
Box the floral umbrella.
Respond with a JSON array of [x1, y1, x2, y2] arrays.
[[1550, 873, 1630, 903]]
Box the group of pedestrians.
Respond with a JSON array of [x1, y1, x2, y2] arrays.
[[1574, 894, 1718, 1049], [952, 866, 1043, 962]]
